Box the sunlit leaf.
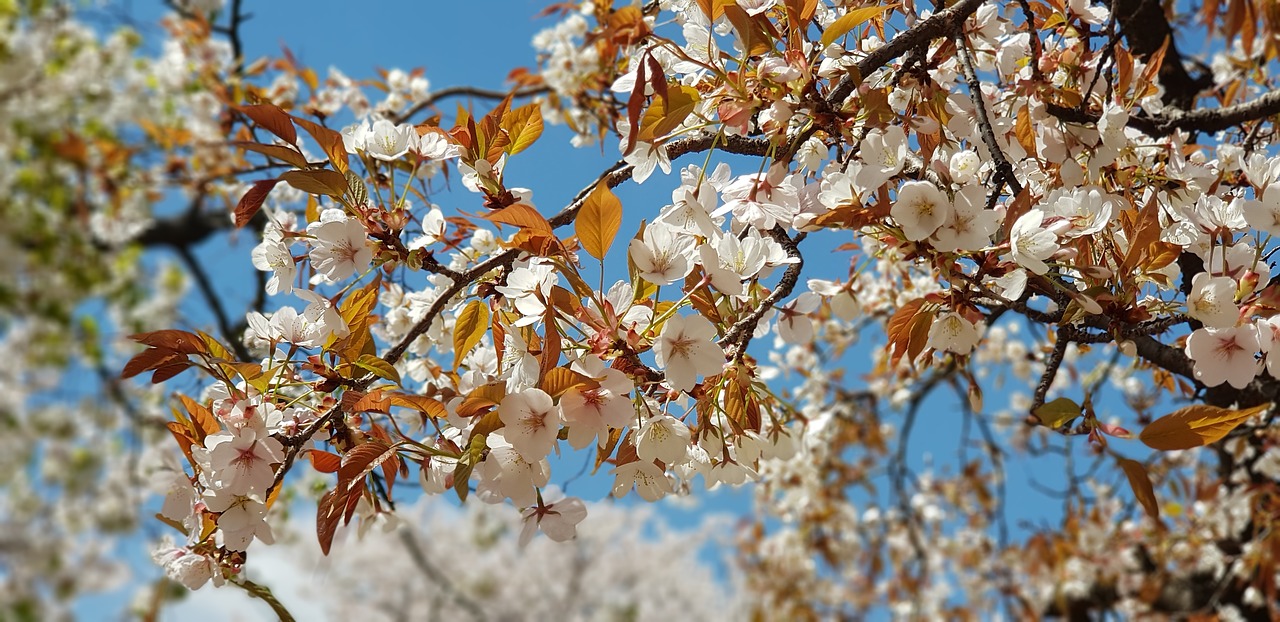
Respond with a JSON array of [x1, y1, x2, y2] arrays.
[[1139, 403, 1269, 451], [453, 300, 490, 370], [576, 182, 623, 260], [820, 4, 898, 49]]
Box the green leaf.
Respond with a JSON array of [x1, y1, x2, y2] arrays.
[[1033, 397, 1081, 429]]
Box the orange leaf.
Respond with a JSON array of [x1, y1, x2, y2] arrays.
[[886, 298, 926, 368], [1117, 457, 1161, 522], [576, 183, 623, 260], [500, 101, 544, 156], [235, 179, 280, 228], [388, 393, 448, 421], [540, 367, 600, 399], [279, 169, 349, 198], [820, 4, 897, 48], [1139, 403, 1269, 450], [230, 141, 309, 169], [484, 203, 553, 233], [453, 299, 490, 370], [238, 103, 297, 146], [291, 115, 350, 174]]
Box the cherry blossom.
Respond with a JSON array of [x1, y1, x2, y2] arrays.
[[364, 118, 415, 161], [629, 223, 695, 285], [653, 314, 724, 393], [497, 389, 562, 461], [1187, 273, 1241, 329], [518, 488, 588, 547], [307, 211, 373, 284], [611, 460, 674, 502], [635, 412, 692, 466], [1185, 325, 1261, 389], [927, 312, 981, 356], [1008, 210, 1059, 275], [891, 181, 950, 242]]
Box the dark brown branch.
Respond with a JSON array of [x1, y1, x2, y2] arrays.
[[953, 33, 1023, 207], [1110, 0, 1208, 109], [827, 0, 991, 106], [1045, 89, 1280, 138], [174, 244, 253, 364], [719, 226, 804, 358], [1032, 329, 1069, 411]]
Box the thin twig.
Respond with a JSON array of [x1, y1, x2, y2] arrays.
[[174, 244, 253, 363], [393, 85, 552, 125], [953, 33, 1023, 208]]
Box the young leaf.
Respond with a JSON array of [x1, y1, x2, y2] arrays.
[[230, 141, 310, 169], [337, 439, 397, 493], [886, 298, 925, 368], [820, 4, 898, 49], [291, 115, 350, 174], [576, 182, 623, 260], [308, 450, 342, 474], [1033, 397, 1082, 429], [453, 300, 490, 370], [1139, 403, 1269, 451], [483, 203, 553, 233], [354, 354, 402, 386], [238, 103, 297, 146], [1116, 457, 1161, 522], [279, 169, 349, 198], [388, 393, 449, 421], [540, 367, 600, 399], [500, 101, 544, 156]]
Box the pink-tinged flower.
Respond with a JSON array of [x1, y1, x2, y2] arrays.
[[151, 538, 221, 590], [494, 259, 557, 326], [295, 289, 351, 340], [202, 490, 274, 551], [653, 314, 724, 393], [1009, 210, 1059, 275], [1186, 272, 1240, 329], [307, 214, 373, 284], [636, 412, 692, 466], [204, 426, 283, 496], [933, 184, 999, 252], [737, 0, 777, 16], [714, 166, 801, 230], [476, 434, 549, 507], [949, 150, 982, 185], [891, 181, 950, 241], [365, 118, 415, 161], [519, 489, 587, 547], [610, 459, 674, 501], [561, 358, 634, 450], [808, 278, 861, 321], [1258, 317, 1280, 379], [414, 130, 459, 160], [498, 388, 562, 461], [1042, 186, 1120, 238], [629, 223, 694, 285], [1185, 325, 1261, 389], [699, 230, 768, 296], [927, 311, 981, 355]]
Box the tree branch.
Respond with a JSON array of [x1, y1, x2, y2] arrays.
[[1046, 90, 1280, 137], [393, 85, 553, 125], [827, 0, 991, 106]]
